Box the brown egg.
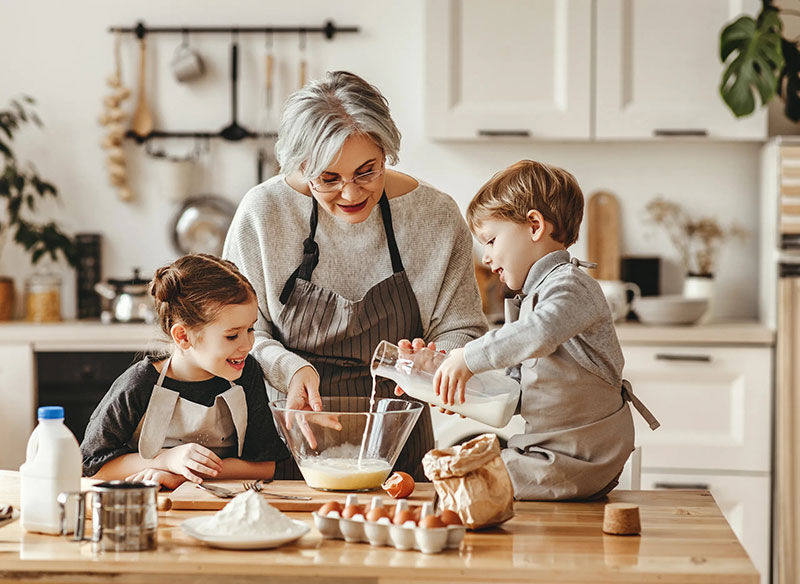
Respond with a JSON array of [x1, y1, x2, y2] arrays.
[[393, 509, 416, 525], [420, 515, 445, 529], [440, 509, 463, 526], [342, 504, 365, 519], [318, 501, 343, 516], [366, 507, 389, 522], [382, 471, 415, 499], [410, 505, 422, 523]]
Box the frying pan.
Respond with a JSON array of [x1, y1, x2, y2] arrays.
[[171, 195, 237, 256]]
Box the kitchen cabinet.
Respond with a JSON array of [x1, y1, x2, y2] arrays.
[[0, 344, 34, 473], [624, 344, 773, 584], [425, 0, 767, 141]]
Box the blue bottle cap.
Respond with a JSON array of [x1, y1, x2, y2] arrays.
[[38, 406, 64, 420]]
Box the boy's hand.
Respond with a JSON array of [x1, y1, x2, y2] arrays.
[[394, 338, 439, 396], [125, 468, 186, 490], [433, 348, 473, 406], [156, 443, 223, 483]]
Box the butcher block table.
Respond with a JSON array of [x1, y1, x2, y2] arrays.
[[0, 470, 758, 583]]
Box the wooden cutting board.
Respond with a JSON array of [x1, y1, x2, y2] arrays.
[[168, 480, 436, 512], [586, 190, 621, 280]]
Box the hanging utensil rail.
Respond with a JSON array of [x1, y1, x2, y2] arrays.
[[108, 20, 358, 40], [109, 20, 360, 142]]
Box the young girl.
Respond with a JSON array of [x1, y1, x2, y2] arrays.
[[81, 254, 289, 490]]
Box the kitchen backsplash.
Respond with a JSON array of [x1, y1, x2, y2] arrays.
[[1, 0, 764, 321]]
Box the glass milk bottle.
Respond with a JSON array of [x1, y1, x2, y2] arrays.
[[370, 341, 520, 428], [19, 406, 82, 534]]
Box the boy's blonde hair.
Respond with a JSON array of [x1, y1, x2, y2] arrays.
[[466, 160, 584, 247]]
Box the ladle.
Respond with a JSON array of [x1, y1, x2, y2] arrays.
[[130, 36, 154, 138], [220, 37, 251, 141]]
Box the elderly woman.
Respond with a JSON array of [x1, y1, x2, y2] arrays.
[[223, 71, 487, 480]]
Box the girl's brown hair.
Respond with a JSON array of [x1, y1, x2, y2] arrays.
[[149, 254, 256, 337], [466, 160, 584, 247]]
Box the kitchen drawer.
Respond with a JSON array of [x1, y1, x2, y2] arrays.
[[622, 345, 772, 472], [643, 471, 771, 584]]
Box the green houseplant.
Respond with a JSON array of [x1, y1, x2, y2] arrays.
[[0, 96, 76, 320], [719, 1, 800, 121]]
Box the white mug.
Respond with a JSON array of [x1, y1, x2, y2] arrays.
[[598, 280, 641, 322], [171, 42, 205, 83]]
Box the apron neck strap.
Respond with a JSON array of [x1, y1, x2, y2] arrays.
[[279, 190, 404, 304]]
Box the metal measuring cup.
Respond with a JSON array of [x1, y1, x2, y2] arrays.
[[57, 481, 158, 551]]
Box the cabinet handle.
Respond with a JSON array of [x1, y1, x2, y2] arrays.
[[654, 481, 710, 490], [653, 129, 708, 137], [477, 129, 531, 137], [654, 353, 711, 363]]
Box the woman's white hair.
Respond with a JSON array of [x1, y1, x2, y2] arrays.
[[274, 71, 401, 181]]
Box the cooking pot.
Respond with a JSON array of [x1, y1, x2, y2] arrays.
[[94, 269, 156, 323]]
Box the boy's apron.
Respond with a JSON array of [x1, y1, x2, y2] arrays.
[[272, 192, 431, 481], [501, 259, 659, 501], [134, 355, 248, 460]]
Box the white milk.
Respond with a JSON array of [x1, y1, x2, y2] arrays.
[[20, 407, 81, 534], [299, 457, 391, 491]]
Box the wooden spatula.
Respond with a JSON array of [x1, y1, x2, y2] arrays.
[[130, 36, 153, 138], [587, 190, 621, 280]]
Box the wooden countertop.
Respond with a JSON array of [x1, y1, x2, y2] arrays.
[[0, 319, 774, 350], [0, 471, 758, 583]]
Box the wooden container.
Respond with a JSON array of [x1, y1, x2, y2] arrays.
[[0, 277, 13, 321]]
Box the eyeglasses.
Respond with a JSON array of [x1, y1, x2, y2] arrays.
[[309, 166, 385, 193]]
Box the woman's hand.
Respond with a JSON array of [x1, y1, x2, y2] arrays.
[[155, 443, 223, 483], [125, 468, 186, 490], [433, 348, 473, 406], [286, 366, 322, 411]]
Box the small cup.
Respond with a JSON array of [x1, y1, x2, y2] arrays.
[[598, 280, 641, 322], [171, 41, 204, 83]]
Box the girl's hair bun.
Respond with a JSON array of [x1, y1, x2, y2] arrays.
[[149, 266, 181, 303]]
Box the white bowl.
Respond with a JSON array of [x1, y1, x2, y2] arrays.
[[633, 295, 709, 326]]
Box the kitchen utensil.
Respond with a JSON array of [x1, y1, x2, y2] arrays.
[[220, 37, 251, 141], [298, 31, 307, 89], [633, 295, 709, 325], [587, 190, 621, 280], [94, 268, 155, 323], [58, 480, 158, 551], [169, 479, 437, 511], [243, 480, 312, 500], [269, 397, 423, 491], [181, 516, 309, 550], [171, 194, 237, 256], [171, 32, 205, 82], [597, 280, 641, 322], [130, 36, 154, 138]]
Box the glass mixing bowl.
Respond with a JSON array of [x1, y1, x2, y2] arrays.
[[269, 397, 423, 491]]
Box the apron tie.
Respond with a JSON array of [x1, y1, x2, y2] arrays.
[[622, 379, 660, 430], [570, 257, 598, 269]]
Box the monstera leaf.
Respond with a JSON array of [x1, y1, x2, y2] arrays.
[[719, 8, 784, 117]]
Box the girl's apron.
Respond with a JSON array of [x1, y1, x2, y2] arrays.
[[501, 259, 660, 501], [134, 355, 249, 460], [272, 192, 432, 481]]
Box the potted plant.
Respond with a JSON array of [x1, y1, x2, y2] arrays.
[[0, 96, 77, 321], [719, 1, 800, 121], [644, 197, 746, 318]]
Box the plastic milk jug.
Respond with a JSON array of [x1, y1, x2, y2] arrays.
[[370, 341, 520, 428], [19, 406, 81, 534]]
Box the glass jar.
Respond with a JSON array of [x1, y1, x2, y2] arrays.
[[25, 274, 62, 322]]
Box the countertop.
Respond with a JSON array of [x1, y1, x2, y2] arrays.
[[0, 319, 775, 350], [0, 471, 758, 583]]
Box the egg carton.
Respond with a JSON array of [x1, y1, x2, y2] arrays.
[[311, 496, 465, 554]]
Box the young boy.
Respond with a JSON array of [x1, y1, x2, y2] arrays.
[[434, 160, 659, 501]]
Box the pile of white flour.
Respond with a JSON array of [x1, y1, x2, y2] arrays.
[[197, 489, 297, 537]]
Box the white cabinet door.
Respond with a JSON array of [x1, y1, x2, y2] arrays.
[[425, 0, 592, 140], [0, 343, 35, 470], [622, 345, 772, 472], [595, 0, 767, 140], [642, 472, 771, 584]]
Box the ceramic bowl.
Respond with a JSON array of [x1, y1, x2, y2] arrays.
[[633, 295, 709, 325]]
